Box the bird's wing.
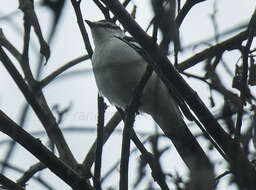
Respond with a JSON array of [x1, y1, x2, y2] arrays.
[[115, 35, 194, 121]]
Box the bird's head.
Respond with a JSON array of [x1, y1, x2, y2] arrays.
[[85, 20, 125, 46]]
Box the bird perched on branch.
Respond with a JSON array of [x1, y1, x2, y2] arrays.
[[86, 19, 214, 189]]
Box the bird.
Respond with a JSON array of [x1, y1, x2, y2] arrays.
[[86, 19, 214, 189]]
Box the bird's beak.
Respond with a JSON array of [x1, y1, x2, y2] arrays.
[[85, 20, 95, 28]]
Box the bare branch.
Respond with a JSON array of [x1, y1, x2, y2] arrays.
[[93, 95, 106, 189], [177, 30, 253, 72], [0, 173, 25, 190], [70, 0, 93, 58], [0, 46, 77, 167], [175, 0, 207, 28], [93, 0, 110, 19], [18, 0, 50, 63], [82, 112, 122, 173], [21, 9, 35, 83], [40, 54, 89, 88], [0, 29, 22, 62], [0, 161, 53, 190], [119, 66, 153, 190], [0, 109, 92, 190], [19, 0, 50, 63], [16, 162, 46, 187]]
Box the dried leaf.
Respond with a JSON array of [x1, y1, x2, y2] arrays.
[[209, 96, 215, 108], [206, 64, 243, 107], [151, 0, 180, 54], [232, 64, 252, 103], [232, 64, 243, 90], [131, 5, 137, 20], [222, 99, 235, 134], [249, 57, 256, 86]]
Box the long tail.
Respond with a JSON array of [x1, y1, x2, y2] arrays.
[[152, 111, 215, 189], [141, 73, 214, 188]]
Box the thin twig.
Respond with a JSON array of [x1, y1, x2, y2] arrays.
[[82, 112, 122, 173], [39, 54, 89, 88], [70, 0, 93, 58], [93, 0, 110, 19], [16, 162, 46, 187], [119, 66, 153, 190], [177, 30, 253, 72], [112, 0, 132, 22], [117, 108, 170, 189], [22, 8, 35, 83], [93, 95, 106, 190], [215, 170, 232, 182], [0, 29, 22, 62], [234, 46, 249, 143], [0, 161, 54, 190], [175, 0, 207, 28], [0, 126, 151, 146], [18, 0, 50, 62], [233, 8, 256, 142], [101, 136, 151, 183], [245, 8, 256, 51]]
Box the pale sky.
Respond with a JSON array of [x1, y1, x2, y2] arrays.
[[0, 0, 255, 189]]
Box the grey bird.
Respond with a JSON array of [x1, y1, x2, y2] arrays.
[[86, 19, 214, 189]]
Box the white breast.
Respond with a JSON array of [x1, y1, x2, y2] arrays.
[[92, 37, 147, 108]]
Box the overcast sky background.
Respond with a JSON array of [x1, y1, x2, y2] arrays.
[[0, 0, 256, 189]]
